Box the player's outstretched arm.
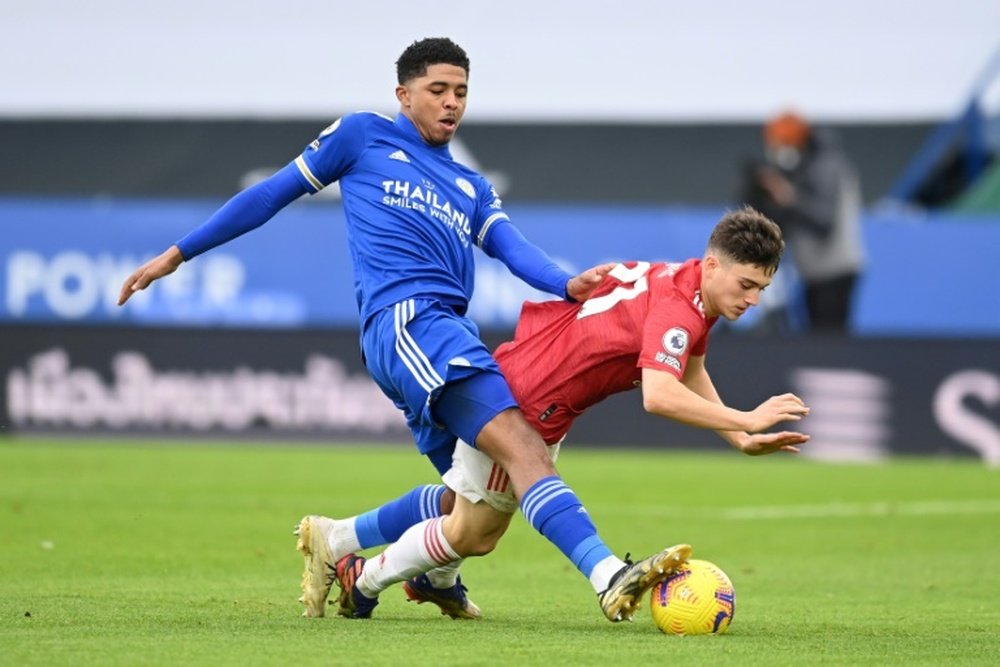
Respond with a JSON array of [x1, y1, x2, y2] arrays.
[[643, 367, 759, 432], [675, 356, 810, 455], [116, 164, 308, 307], [644, 365, 810, 433], [117, 245, 183, 306], [482, 222, 613, 302]]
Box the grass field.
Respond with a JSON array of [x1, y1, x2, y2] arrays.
[[2, 438, 998, 666]]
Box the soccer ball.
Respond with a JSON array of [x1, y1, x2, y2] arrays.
[[650, 559, 735, 635]]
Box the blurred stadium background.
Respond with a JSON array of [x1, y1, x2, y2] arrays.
[[2, 1, 999, 465]]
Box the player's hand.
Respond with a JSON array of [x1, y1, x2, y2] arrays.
[[738, 430, 810, 456], [566, 263, 616, 302], [744, 393, 809, 433], [117, 245, 184, 306]]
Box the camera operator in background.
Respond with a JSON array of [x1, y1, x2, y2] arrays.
[[742, 111, 866, 334]]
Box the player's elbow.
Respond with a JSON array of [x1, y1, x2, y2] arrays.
[[642, 385, 689, 421], [641, 370, 687, 419], [642, 392, 673, 418]]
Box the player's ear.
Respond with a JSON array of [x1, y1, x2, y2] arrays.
[[703, 254, 720, 273], [395, 85, 410, 107]]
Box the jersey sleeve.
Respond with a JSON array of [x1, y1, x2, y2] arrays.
[[637, 295, 707, 379], [176, 163, 307, 260], [690, 327, 711, 356], [471, 177, 511, 249], [292, 113, 370, 193]]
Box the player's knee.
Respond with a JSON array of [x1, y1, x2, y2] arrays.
[[466, 528, 504, 557], [464, 535, 500, 557], [440, 488, 456, 514], [447, 529, 499, 557], [443, 505, 510, 557], [475, 534, 501, 556]]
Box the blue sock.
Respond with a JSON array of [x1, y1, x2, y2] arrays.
[[520, 476, 613, 578], [354, 485, 446, 550]]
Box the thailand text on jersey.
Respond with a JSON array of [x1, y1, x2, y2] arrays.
[[494, 259, 719, 444], [291, 112, 509, 325]]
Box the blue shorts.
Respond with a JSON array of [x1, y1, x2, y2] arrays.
[[362, 298, 519, 472]]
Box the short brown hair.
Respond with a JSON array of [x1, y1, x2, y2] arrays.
[[707, 206, 784, 276]]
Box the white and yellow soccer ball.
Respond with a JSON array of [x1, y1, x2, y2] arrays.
[[650, 559, 735, 635]]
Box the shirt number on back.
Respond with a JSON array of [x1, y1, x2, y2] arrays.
[[577, 262, 651, 319]]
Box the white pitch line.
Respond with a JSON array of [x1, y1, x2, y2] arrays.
[[615, 499, 1000, 521], [720, 500, 1000, 521]]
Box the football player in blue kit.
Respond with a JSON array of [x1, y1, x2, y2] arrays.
[[117, 37, 690, 623]]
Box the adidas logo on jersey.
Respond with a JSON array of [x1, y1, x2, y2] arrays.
[[388, 150, 410, 163]]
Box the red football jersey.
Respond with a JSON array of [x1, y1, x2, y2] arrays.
[[494, 259, 718, 444]]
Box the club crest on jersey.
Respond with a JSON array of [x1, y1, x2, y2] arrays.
[[662, 327, 689, 356], [488, 186, 503, 209], [455, 177, 475, 198]]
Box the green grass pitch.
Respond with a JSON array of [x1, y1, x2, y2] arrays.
[[2, 438, 998, 666]]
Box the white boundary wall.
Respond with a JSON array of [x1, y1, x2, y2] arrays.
[[3, 0, 998, 121]]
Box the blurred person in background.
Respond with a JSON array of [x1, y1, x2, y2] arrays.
[[741, 110, 866, 334]]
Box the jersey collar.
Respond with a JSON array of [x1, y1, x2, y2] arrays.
[[395, 113, 453, 158]]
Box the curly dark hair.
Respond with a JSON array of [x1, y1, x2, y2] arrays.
[[396, 37, 470, 84], [707, 206, 785, 275]]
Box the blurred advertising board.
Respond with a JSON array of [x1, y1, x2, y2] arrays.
[[2, 197, 999, 336], [2, 326, 996, 464]]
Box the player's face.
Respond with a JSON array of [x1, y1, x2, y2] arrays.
[[701, 256, 773, 321], [396, 64, 468, 146]]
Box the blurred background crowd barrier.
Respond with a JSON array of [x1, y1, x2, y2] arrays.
[[1, 3, 997, 462]]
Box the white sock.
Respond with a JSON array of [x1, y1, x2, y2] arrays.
[[327, 517, 362, 560], [425, 559, 464, 589], [357, 517, 459, 597], [589, 555, 626, 593]]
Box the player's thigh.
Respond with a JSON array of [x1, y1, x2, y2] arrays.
[[443, 438, 561, 513], [363, 298, 505, 451], [433, 370, 520, 453], [475, 407, 556, 476]]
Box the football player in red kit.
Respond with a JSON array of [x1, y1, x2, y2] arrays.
[[298, 206, 810, 621]]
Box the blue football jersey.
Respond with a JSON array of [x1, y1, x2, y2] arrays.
[[291, 112, 510, 325]]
